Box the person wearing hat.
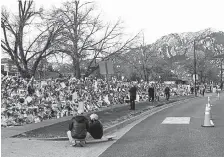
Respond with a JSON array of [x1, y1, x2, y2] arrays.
[[129, 82, 137, 110], [67, 110, 89, 146], [148, 84, 155, 102], [88, 113, 103, 139], [164, 85, 170, 101]]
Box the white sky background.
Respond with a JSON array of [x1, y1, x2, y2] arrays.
[[1, 0, 224, 60]]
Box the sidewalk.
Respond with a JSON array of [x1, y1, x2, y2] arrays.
[[2, 95, 194, 139]]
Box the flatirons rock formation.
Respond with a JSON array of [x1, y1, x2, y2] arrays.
[[152, 28, 224, 63]]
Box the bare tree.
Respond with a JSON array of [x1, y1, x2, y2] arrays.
[[121, 37, 155, 81], [1, 0, 61, 78], [112, 34, 163, 81], [49, 0, 139, 79]]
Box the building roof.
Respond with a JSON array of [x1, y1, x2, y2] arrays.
[[1, 58, 14, 64]]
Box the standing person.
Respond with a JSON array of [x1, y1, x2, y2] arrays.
[[164, 86, 170, 101], [202, 84, 206, 96], [67, 110, 89, 146], [148, 84, 155, 102], [196, 85, 200, 95], [88, 114, 103, 139], [216, 84, 221, 98], [220, 82, 223, 90], [190, 86, 194, 94], [27, 76, 35, 96], [129, 83, 137, 110]]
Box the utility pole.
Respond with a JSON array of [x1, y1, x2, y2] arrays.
[[193, 40, 197, 96], [221, 59, 223, 88], [105, 61, 110, 91]]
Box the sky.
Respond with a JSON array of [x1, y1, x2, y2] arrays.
[[1, 0, 224, 59]]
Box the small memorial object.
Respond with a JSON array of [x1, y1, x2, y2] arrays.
[[26, 96, 33, 103], [41, 81, 47, 87], [104, 95, 110, 105], [60, 82, 66, 88], [78, 101, 84, 113], [72, 92, 78, 101]]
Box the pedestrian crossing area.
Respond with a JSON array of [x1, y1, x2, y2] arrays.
[[161, 117, 191, 124]]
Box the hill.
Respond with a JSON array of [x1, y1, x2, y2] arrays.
[[152, 28, 224, 63], [115, 28, 224, 82]]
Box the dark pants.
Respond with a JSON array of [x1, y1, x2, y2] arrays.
[[202, 89, 205, 96], [130, 97, 135, 110], [165, 93, 170, 101], [148, 93, 154, 102]]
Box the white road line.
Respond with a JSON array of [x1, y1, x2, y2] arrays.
[[162, 117, 191, 124]]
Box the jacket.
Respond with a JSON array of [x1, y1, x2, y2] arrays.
[[148, 87, 154, 95], [89, 120, 103, 139], [129, 86, 137, 99], [164, 87, 170, 94], [68, 115, 89, 139]]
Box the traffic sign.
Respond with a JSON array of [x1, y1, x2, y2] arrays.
[[193, 74, 198, 82], [99, 61, 114, 75]]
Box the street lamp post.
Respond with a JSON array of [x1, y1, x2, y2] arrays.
[[193, 40, 197, 96], [220, 59, 223, 89]]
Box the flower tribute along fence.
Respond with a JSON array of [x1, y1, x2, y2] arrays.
[[1, 75, 192, 127]]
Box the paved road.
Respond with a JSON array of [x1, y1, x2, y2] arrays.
[[99, 93, 224, 157], [2, 93, 223, 157]]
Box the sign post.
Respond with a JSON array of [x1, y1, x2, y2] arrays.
[[192, 74, 198, 82], [105, 61, 109, 90], [99, 60, 114, 91]]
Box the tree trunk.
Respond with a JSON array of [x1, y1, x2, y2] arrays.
[[76, 60, 81, 79], [200, 71, 203, 83], [72, 57, 81, 79], [15, 63, 31, 78], [220, 59, 223, 83], [19, 69, 31, 78], [31, 57, 44, 79]]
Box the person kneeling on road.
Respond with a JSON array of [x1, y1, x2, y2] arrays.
[[67, 110, 89, 145], [88, 113, 103, 139]]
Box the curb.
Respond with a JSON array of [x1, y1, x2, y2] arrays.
[[34, 96, 196, 141], [4, 101, 147, 139], [102, 97, 195, 135]]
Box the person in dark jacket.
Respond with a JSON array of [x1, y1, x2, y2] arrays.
[[129, 83, 137, 110], [27, 76, 35, 96], [67, 110, 89, 145], [88, 114, 103, 139], [148, 84, 155, 102], [190, 86, 194, 94], [164, 86, 170, 101], [202, 84, 206, 96]]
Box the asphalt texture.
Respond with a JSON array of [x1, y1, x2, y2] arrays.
[[99, 93, 224, 157], [12, 95, 188, 138]]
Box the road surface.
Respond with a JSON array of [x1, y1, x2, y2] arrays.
[[99, 93, 224, 157], [2, 93, 224, 157]]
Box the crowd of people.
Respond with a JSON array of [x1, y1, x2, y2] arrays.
[[1, 75, 193, 127]]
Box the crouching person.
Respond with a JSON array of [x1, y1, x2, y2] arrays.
[[88, 114, 103, 139], [67, 110, 89, 146]]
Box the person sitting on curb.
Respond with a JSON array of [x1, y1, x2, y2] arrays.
[[67, 110, 89, 146], [88, 113, 103, 139]]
